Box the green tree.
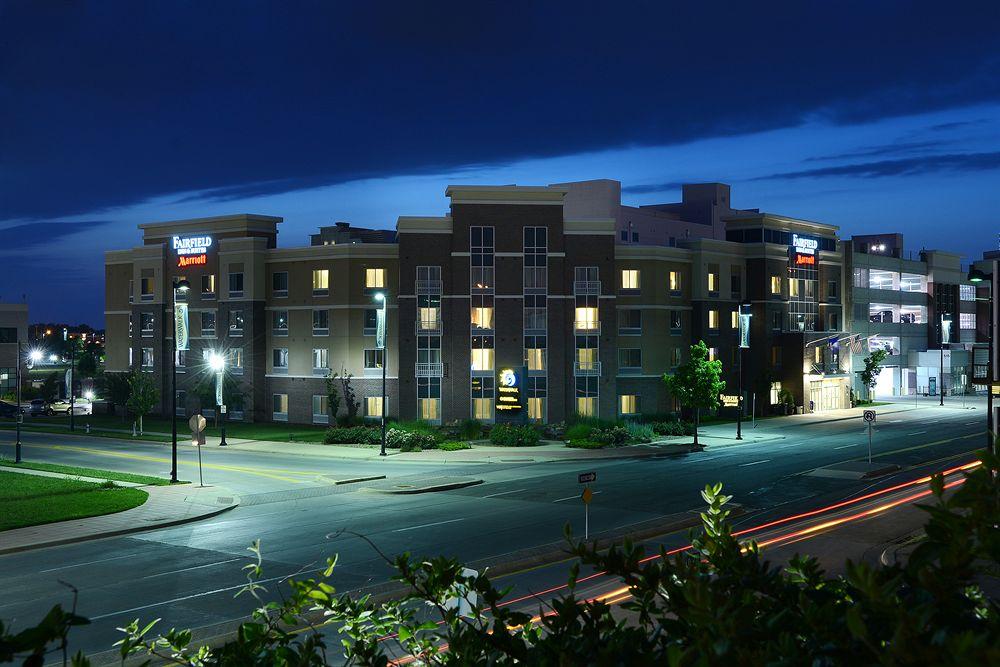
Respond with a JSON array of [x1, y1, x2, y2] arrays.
[[334, 368, 359, 423], [76, 351, 98, 378], [37, 372, 59, 402], [861, 348, 889, 401], [325, 371, 342, 421], [662, 340, 725, 446], [126, 371, 158, 434], [104, 371, 132, 420]]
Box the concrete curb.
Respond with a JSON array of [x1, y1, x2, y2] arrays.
[[0, 488, 241, 556], [364, 478, 484, 494]]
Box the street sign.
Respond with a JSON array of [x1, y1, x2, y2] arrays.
[[863, 410, 876, 423], [220, 404, 227, 414], [578, 472, 597, 484], [581, 487, 593, 504], [191, 431, 206, 446], [189, 414, 207, 433]]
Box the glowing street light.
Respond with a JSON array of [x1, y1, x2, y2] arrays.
[[28, 349, 43, 364], [48, 353, 58, 362], [83, 390, 94, 400], [207, 351, 228, 446]]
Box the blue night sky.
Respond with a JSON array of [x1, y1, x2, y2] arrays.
[[2, 1, 999, 326]]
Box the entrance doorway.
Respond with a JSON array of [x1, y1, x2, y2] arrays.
[[809, 378, 848, 412]]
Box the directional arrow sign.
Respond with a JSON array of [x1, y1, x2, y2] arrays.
[[578, 472, 597, 484]]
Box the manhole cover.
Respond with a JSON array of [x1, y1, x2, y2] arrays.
[[394, 484, 414, 489]]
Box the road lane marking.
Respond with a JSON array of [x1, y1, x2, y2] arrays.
[[39, 553, 140, 573], [393, 518, 464, 532], [89, 573, 291, 620], [26, 444, 311, 483], [482, 488, 527, 498], [739, 459, 770, 467], [908, 430, 928, 435], [553, 491, 602, 503], [140, 558, 242, 580], [834, 444, 860, 450]]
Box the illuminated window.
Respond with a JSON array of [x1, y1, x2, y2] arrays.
[[576, 346, 598, 366], [960, 313, 976, 329], [707, 272, 718, 293], [576, 397, 597, 417], [575, 306, 599, 330], [312, 269, 329, 295], [312, 348, 329, 371], [312, 395, 329, 424], [960, 284, 976, 301], [273, 271, 289, 297], [621, 269, 640, 291], [272, 394, 289, 421], [201, 274, 216, 297], [769, 382, 781, 404], [708, 347, 718, 362], [471, 336, 494, 371], [366, 396, 384, 418], [418, 377, 441, 423], [731, 310, 738, 329], [417, 293, 441, 330], [472, 375, 494, 421], [141, 348, 154, 368], [365, 268, 386, 289], [708, 310, 719, 330], [668, 271, 681, 293], [770, 275, 781, 295], [419, 398, 440, 421], [525, 335, 546, 371], [619, 394, 639, 416], [230, 347, 244, 374], [790, 279, 801, 298], [528, 397, 544, 421], [272, 348, 289, 373], [471, 295, 494, 330]]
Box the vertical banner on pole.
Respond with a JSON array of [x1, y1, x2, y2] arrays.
[[375, 306, 386, 351], [738, 306, 751, 349], [175, 303, 190, 351], [215, 373, 224, 406]]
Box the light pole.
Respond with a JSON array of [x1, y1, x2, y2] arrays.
[[940, 313, 952, 407], [374, 292, 387, 457], [170, 279, 190, 483], [63, 328, 76, 431], [208, 351, 228, 447], [969, 267, 994, 456], [736, 300, 752, 440]]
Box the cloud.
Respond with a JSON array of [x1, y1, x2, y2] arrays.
[[0, 221, 115, 250], [755, 151, 1000, 181], [3, 2, 1000, 221], [805, 140, 945, 162]]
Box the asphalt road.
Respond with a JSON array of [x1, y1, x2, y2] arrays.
[[0, 399, 987, 658]]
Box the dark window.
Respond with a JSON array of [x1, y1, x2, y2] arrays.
[[631, 232, 639, 242], [620, 230, 628, 241], [0, 328, 16, 344]]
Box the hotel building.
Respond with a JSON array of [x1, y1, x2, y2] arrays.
[[104, 181, 853, 424]]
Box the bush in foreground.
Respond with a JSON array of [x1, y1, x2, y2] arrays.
[[489, 423, 541, 447], [7, 453, 998, 665], [384, 428, 437, 452], [323, 426, 380, 445]]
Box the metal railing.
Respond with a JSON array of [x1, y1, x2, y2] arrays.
[[573, 280, 601, 295], [574, 320, 601, 334], [415, 362, 444, 377], [416, 279, 443, 294], [573, 360, 602, 376], [415, 319, 442, 334]]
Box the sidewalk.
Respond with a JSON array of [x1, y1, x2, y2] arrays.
[[0, 482, 240, 555]]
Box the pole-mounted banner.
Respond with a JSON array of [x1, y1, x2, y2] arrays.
[[738, 306, 752, 349], [375, 305, 386, 350], [215, 372, 224, 406], [175, 303, 190, 351]]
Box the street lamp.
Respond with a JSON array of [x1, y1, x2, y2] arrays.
[[736, 300, 752, 440], [12, 348, 43, 463], [170, 278, 190, 483], [969, 267, 993, 455], [374, 292, 388, 457], [940, 313, 953, 407], [208, 351, 228, 447]]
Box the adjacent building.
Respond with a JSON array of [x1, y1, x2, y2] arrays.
[[0, 303, 29, 397], [845, 234, 979, 398], [101, 181, 872, 424]]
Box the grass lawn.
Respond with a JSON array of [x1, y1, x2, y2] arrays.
[[0, 471, 149, 531], [0, 459, 176, 486]]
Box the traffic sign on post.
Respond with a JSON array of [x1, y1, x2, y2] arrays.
[[863, 410, 876, 464], [189, 414, 207, 433], [578, 472, 597, 484], [188, 414, 207, 487], [863, 409, 876, 423], [581, 487, 593, 504]]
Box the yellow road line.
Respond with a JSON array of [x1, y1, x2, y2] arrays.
[[868, 432, 978, 459], [26, 443, 312, 483]]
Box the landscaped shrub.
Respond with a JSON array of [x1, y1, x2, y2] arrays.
[[489, 423, 541, 447], [624, 421, 654, 443], [385, 428, 438, 452], [591, 426, 629, 447], [652, 420, 696, 437], [388, 420, 445, 443], [323, 426, 381, 445], [565, 439, 606, 449], [457, 419, 483, 441], [439, 440, 472, 452], [564, 422, 595, 441]]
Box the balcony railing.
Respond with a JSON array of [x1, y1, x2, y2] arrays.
[[618, 366, 642, 376], [573, 360, 602, 376], [416, 279, 443, 294], [574, 320, 601, 334], [415, 362, 444, 377], [573, 280, 601, 295], [415, 319, 442, 334]]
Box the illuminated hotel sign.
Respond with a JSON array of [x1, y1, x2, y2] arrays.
[[791, 233, 818, 267], [495, 367, 523, 413], [172, 235, 214, 268]]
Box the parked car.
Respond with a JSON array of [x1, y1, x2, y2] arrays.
[[0, 400, 24, 418], [28, 399, 52, 416], [48, 398, 93, 415]]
